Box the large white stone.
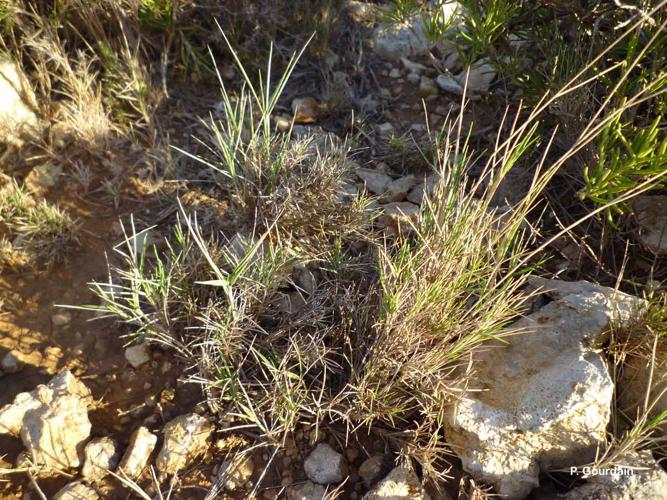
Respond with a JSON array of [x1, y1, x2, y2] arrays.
[[156, 413, 213, 474], [445, 279, 646, 498]]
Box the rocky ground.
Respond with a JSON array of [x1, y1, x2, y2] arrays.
[[1, 1, 666, 499]]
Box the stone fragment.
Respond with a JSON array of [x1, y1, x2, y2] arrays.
[[363, 466, 425, 499], [455, 60, 496, 94], [435, 74, 464, 95], [445, 279, 647, 498], [82, 437, 120, 482], [287, 480, 327, 500], [356, 168, 393, 195], [384, 175, 417, 202], [124, 343, 151, 369], [53, 481, 99, 500], [304, 443, 348, 485], [117, 426, 157, 479], [379, 202, 420, 231], [156, 413, 213, 474]]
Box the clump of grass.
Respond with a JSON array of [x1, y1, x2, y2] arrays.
[[180, 35, 371, 252], [0, 179, 79, 265]]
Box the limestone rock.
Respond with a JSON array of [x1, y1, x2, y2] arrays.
[[219, 454, 255, 491], [356, 168, 393, 195], [0, 58, 38, 137], [435, 74, 464, 95], [383, 175, 418, 202], [379, 202, 420, 231], [124, 343, 151, 369], [0, 371, 91, 470], [631, 195, 667, 255], [82, 437, 120, 482], [363, 466, 425, 499], [445, 279, 647, 498], [559, 451, 667, 500], [21, 393, 91, 469], [156, 413, 213, 474], [53, 481, 99, 500], [117, 426, 157, 479], [287, 480, 327, 500], [455, 60, 496, 94], [372, 4, 461, 61], [304, 443, 348, 485]]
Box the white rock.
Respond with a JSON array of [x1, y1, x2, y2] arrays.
[[82, 437, 120, 482], [435, 74, 464, 95], [631, 195, 667, 255], [359, 455, 386, 487], [21, 393, 91, 469], [287, 480, 326, 500], [356, 168, 393, 195], [560, 451, 667, 500], [51, 311, 72, 326], [219, 454, 255, 491], [0, 372, 91, 470], [372, 4, 461, 61], [372, 16, 430, 61], [124, 343, 151, 368], [304, 443, 348, 485], [117, 426, 157, 479], [0, 58, 38, 137], [363, 466, 425, 499], [379, 202, 421, 230], [1, 350, 23, 374], [156, 413, 213, 474], [445, 279, 647, 498], [455, 60, 496, 94], [383, 175, 418, 202], [53, 481, 99, 500]]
